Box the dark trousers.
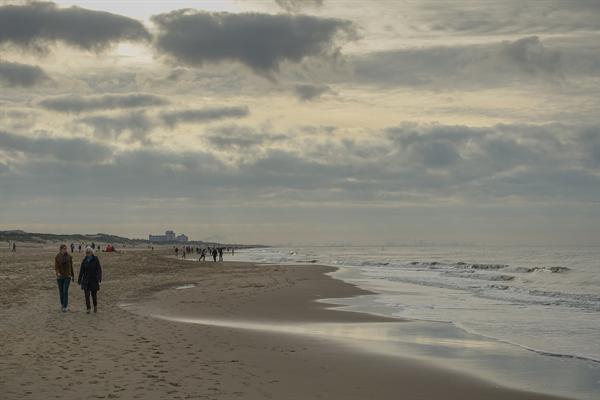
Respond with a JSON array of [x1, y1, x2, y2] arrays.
[[84, 289, 98, 310], [56, 277, 70, 308]]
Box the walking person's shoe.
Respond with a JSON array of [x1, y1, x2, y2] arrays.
[[86, 308, 91, 314], [93, 306, 97, 313]]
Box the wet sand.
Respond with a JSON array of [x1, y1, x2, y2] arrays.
[[1, 245, 570, 399]]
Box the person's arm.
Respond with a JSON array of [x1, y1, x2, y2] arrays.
[[69, 256, 74, 281], [54, 255, 60, 277], [77, 260, 84, 285]]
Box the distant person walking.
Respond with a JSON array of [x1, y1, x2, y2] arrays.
[[218, 248, 223, 262], [12, 242, 16, 252], [54, 244, 74, 312], [212, 248, 218, 262], [175, 247, 179, 258], [199, 248, 206, 262], [78, 244, 82, 253], [78, 247, 102, 314], [70, 243, 75, 253]]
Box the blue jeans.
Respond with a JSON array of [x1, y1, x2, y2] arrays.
[[57, 277, 71, 308]]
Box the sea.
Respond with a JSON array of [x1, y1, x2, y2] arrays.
[[234, 245, 600, 364]]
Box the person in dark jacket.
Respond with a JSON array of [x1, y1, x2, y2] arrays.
[[78, 247, 102, 314], [54, 244, 74, 312]]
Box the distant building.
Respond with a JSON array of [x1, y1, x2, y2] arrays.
[[149, 230, 187, 243]]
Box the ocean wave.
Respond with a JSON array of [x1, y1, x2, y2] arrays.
[[369, 271, 600, 312], [442, 270, 516, 281]]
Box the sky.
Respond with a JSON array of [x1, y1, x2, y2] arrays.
[[0, 0, 599, 245]]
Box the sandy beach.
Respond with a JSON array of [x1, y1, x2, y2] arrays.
[[1, 245, 571, 400]]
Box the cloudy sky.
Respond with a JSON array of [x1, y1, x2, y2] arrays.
[[0, 0, 599, 245]]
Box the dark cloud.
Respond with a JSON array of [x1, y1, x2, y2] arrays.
[[384, 122, 575, 188], [161, 106, 249, 128], [38, 93, 168, 113], [97, 149, 225, 189], [238, 148, 344, 189], [298, 125, 337, 135], [0, 1, 150, 50], [0, 130, 112, 162], [0, 60, 48, 87], [205, 125, 286, 150], [387, 124, 483, 147], [275, 0, 324, 13], [353, 36, 567, 89], [416, 141, 461, 168], [501, 36, 562, 76], [1, 122, 599, 206], [420, 1, 600, 34], [151, 10, 355, 74], [579, 126, 600, 165], [293, 84, 331, 101], [0, 148, 228, 199], [76, 111, 153, 143]]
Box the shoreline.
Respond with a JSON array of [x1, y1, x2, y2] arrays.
[[325, 265, 600, 365], [0, 247, 578, 399], [144, 254, 598, 400], [126, 256, 575, 400], [229, 247, 600, 365]]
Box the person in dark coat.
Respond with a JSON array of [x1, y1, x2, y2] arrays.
[[77, 247, 102, 314]]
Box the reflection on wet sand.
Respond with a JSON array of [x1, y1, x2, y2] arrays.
[[126, 306, 599, 400]]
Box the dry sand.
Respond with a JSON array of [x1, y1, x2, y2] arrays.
[[1, 245, 570, 399]]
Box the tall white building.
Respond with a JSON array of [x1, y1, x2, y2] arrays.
[[149, 230, 186, 242]]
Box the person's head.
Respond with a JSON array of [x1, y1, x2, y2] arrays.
[[85, 247, 94, 257], [59, 244, 67, 254]]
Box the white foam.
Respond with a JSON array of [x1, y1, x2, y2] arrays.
[[174, 284, 196, 290]]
